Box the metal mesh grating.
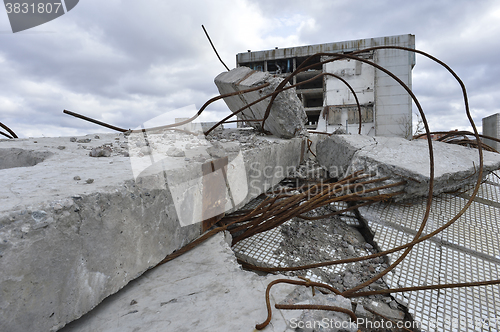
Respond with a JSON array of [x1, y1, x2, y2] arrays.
[[360, 170, 500, 331], [232, 200, 364, 283], [232, 222, 286, 267]]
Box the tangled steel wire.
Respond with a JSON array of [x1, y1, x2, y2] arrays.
[[414, 130, 500, 152]]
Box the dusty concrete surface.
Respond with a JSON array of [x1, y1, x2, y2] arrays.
[[60, 231, 402, 332], [215, 67, 307, 138], [0, 130, 306, 332], [316, 134, 500, 200], [59, 232, 300, 332]]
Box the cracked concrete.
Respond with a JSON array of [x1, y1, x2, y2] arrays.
[[0, 130, 306, 332], [59, 232, 301, 332], [316, 134, 500, 200], [215, 67, 308, 139]]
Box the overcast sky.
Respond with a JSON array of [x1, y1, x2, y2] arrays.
[[1, 0, 499, 138]]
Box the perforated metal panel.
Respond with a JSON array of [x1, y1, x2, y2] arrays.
[[361, 170, 500, 332]]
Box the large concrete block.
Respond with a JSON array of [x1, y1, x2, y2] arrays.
[[316, 134, 500, 200], [0, 130, 305, 331], [214, 67, 307, 139]]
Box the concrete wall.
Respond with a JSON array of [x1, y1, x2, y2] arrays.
[[482, 113, 500, 151], [374, 35, 415, 138]]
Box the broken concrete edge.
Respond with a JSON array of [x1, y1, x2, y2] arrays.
[[215, 67, 308, 139], [0, 131, 309, 332], [315, 134, 500, 200], [59, 231, 410, 332]]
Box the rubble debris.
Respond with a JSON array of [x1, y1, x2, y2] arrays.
[[316, 134, 500, 200], [89, 146, 112, 157], [214, 67, 308, 138], [231, 191, 413, 330], [166, 146, 185, 157]]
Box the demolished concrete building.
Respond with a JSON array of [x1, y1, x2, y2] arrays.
[[237, 34, 415, 137], [2, 35, 500, 332]]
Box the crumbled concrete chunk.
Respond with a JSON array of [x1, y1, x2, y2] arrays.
[[0, 131, 306, 332], [166, 147, 185, 157], [140, 146, 153, 156], [214, 67, 307, 139], [89, 146, 112, 157]]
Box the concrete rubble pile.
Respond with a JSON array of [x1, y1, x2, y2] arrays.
[[214, 67, 308, 139]]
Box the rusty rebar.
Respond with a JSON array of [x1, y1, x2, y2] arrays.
[[351, 278, 500, 297], [63, 110, 129, 132], [255, 278, 344, 330], [0, 121, 18, 138], [228, 174, 405, 245], [201, 25, 230, 72], [0, 130, 13, 139]]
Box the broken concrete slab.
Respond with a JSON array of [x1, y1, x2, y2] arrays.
[[0, 130, 306, 332], [60, 231, 397, 332], [59, 231, 301, 332], [316, 134, 500, 200], [214, 67, 307, 139]]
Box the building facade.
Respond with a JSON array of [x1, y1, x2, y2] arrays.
[[236, 34, 416, 137]]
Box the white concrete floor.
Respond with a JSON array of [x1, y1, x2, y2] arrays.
[[60, 232, 301, 332]]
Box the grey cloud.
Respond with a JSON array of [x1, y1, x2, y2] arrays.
[[1, 0, 499, 137]]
